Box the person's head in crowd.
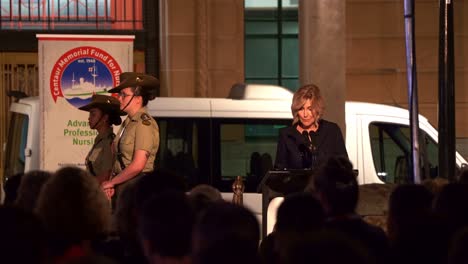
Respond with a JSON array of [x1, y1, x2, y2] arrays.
[[3, 172, 24, 205], [448, 226, 468, 264], [134, 168, 187, 214], [421, 177, 449, 196], [111, 169, 186, 263], [15, 170, 52, 211], [192, 202, 260, 264], [193, 237, 259, 264], [138, 190, 194, 264], [261, 192, 324, 264], [108, 72, 159, 114], [278, 229, 376, 264], [387, 184, 444, 264], [35, 166, 111, 256], [312, 156, 358, 217], [291, 84, 324, 128], [259, 232, 277, 264], [112, 179, 147, 264], [275, 192, 324, 234], [433, 183, 468, 238], [187, 184, 223, 215], [114, 178, 139, 243], [387, 184, 434, 242], [0, 205, 46, 263]]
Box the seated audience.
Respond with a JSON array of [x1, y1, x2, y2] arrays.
[[15, 170, 52, 211], [113, 168, 187, 264], [433, 182, 468, 257], [387, 184, 442, 264], [279, 229, 376, 264], [448, 226, 468, 264], [187, 184, 223, 216], [192, 202, 260, 264], [0, 205, 46, 264], [35, 166, 112, 263], [138, 190, 194, 264], [311, 156, 389, 264], [260, 192, 325, 264]]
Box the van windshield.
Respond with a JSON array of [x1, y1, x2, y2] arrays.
[[4, 112, 28, 181]]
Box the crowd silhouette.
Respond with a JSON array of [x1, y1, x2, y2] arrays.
[[2, 156, 468, 264]]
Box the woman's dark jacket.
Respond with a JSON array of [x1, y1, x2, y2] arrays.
[[274, 119, 348, 170]]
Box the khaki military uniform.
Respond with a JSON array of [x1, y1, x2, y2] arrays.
[[85, 129, 115, 177], [113, 107, 159, 177]]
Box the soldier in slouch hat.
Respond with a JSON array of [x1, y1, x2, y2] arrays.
[[79, 94, 125, 183], [101, 72, 160, 203]]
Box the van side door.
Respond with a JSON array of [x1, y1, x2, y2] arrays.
[[154, 117, 213, 188]]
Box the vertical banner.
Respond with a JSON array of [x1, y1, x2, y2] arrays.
[[37, 34, 134, 171]]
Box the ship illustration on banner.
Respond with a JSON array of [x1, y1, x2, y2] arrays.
[[62, 61, 112, 98]]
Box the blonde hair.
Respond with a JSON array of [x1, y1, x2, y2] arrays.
[[291, 84, 325, 126]]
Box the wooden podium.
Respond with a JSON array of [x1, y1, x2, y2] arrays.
[[259, 169, 314, 238]]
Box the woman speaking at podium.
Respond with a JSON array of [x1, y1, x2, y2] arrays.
[[274, 84, 347, 170]]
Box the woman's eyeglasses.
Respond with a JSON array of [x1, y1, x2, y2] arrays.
[[118, 92, 134, 98]]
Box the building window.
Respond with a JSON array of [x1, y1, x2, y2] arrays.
[[0, 0, 143, 30], [244, 0, 298, 91]]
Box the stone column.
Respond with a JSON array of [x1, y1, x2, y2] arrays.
[[159, 0, 244, 98], [299, 0, 346, 135], [196, 0, 209, 97], [158, 0, 173, 97], [206, 0, 244, 98]]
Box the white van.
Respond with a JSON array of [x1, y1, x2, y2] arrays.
[[4, 85, 467, 232], [147, 85, 467, 188], [8, 85, 465, 184]]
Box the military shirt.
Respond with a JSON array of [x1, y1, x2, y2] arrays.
[[85, 128, 115, 177], [113, 107, 159, 174]]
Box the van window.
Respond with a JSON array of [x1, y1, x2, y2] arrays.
[[155, 117, 290, 192], [369, 122, 441, 184], [217, 119, 289, 192], [155, 118, 212, 188], [4, 113, 29, 181]]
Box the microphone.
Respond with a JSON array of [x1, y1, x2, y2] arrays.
[[300, 131, 312, 169], [300, 130, 318, 169], [301, 131, 313, 152], [301, 130, 310, 142], [309, 131, 317, 152]]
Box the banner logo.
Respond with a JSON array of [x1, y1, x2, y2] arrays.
[[50, 46, 122, 108]]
